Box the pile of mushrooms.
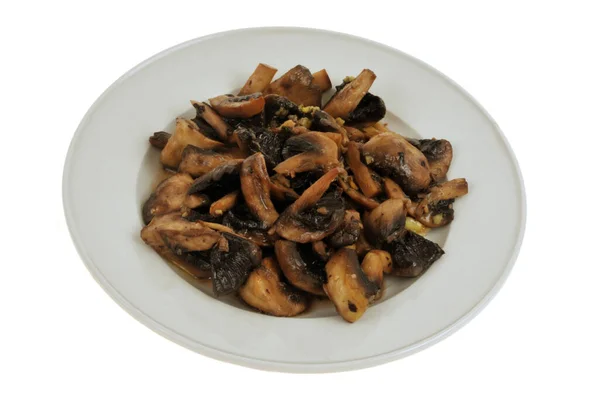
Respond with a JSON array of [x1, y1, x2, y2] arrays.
[[141, 64, 469, 323]]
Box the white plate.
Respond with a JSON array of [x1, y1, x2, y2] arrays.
[[63, 27, 526, 373]]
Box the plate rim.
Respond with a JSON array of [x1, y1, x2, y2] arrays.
[[62, 26, 527, 373]]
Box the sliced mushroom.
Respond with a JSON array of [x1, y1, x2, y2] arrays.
[[413, 178, 469, 227], [275, 240, 327, 296], [263, 94, 301, 127], [269, 174, 300, 202], [346, 92, 386, 125], [142, 173, 201, 224], [409, 138, 453, 182], [344, 126, 367, 143], [363, 199, 407, 247], [239, 257, 309, 317], [209, 93, 266, 119], [160, 119, 224, 169], [386, 231, 444, 277], [323, 69, 376, 119], [383, 177, 409, 200], [361, 249, 393, 299], [265, 65, 321, 107], [338, 173, 380, 210], [209, 191, 239, 217], [328, 210, 362, 249], [238, 63, 278, 95], [323, 248, 379, 323], [191, 100, 230, 143], [355, 230, 374, 258], [222, 205, 274, 247], [188, 159, 243, 199], [312, 241, 331, 261], [362, 133, 431, 195], [240, 153, 279, 227], [149, 131, 171, 149], [274, 168, 345, 243], [312, 69, 332, 92], [346, 141, 382, 197], [235, 125, 292, 169], [178, 145, 235, 177], [210, 232, 262, 296], [274, 132, 339, 176]]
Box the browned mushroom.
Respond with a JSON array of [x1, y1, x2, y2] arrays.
[[409, 138, 453, 182], [385, 231, 444, 277], [312, 241, 331, 261], [323, 248, 379, 323], [265, 65, 321, 107], [269, 174, 300, 202], [413, 178, 469, 227], [383, 177, 409, 201], [239, 257, 309, 317], [361, 249, 393, 299], [191, 100, 230, 143], [344, 126, 367, 143], [275, 240, 327, 296], [221, 204, 275, 247], [142, 173, 206, 224], [274, 168, 345, 243], [323, 70, 376, 119], [240, 153, 279, 227], [209, 191, 239, 217], [346, 93, 386, 126], [345, 141, 382, 197], [338, 173, 380, 210], [328, 210, 362, 249], [160, 119, 224, 169], [355, 230, 374, 258], [209, 93, 266, 119], [178, 145, 236, 177], [312, 69, 332, 92], [188, 159, 243, 197], [363, 199, 407, 247], [362, 133, 431, 195], [238, 63, 278, 95], [274, 132, 339, 176], [149, 131, 171, 149]]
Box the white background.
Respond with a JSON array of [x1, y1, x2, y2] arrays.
[[1, 1, 598, 396]]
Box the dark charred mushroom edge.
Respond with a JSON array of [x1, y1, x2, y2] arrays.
[[140, 63, 469, 323]]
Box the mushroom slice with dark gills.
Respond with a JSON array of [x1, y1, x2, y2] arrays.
[[328, 210, 362, 249], [274, 240, 327, 296], [190, 100, 231, 143], [361, 132, 431, 196], [240, 153, 279, 227], [208, 93, 266, 119], [265, 65, 322, 107], [222, 204, 275, 247], [408, 138, 453, 182], [188, 159, 243, 200], [160, 118, 224, 169], [269, 174, 300, 203], [363, 199, 407, 248], [149, 131, 171, 149], [142, 173, 207, 224], [235, 125, 292, 169], [178, 145, 237, 177], [413, 178, 469, 227], [274, 132, 339, 176], [385, 231, 444, 277], [323, 69, 377, 119], [345, 93, 386, 126], [274, 168, 345, 243], [239, 257, 310, 317], [323, 248, 380, 323], [263, 94, 301, 127], [209, 232, 262, 296], [345, 141, 382, 198], [338, 173, 380, 210]]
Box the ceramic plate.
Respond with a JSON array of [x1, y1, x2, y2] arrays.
[[63, 27, 526, 372]]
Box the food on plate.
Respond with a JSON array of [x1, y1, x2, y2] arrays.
[[141, 63, 468, 322]]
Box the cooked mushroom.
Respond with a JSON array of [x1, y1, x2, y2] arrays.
[[328, 210, 362, 249], [344, 126, 367, 143], [222, 204, 274, 247], [323, 248, 379, 323], [240, 153, 279, 227], [269, 174, 300, 202], [413, 178, 468, 227], [361, 132, 431, 195], [346, 93, 386, 125], [263, 94, 301, 127], [274, 132, 339, 176], [178, 145, 236, 177], [323, 70, 376, 119], [382, 177, 409, 201], [209, 93, 266, 119], [188, 159, 243, 198], [238, 63, 278, 95], [312, 241, 331, 261], [345, 141, 382, 197], [160, 118, 224, 169], [210, 232, 262, 296], [386, 231, 444, 277], [265, 65, 321, 107], [274, 168, 345, 243], [363, 199, 407, 247], [275, 240, 327, 296], [355, 230, 374, 258], [338, 173, 380, 210], [405, 217, 430, 236], [149, 131, 172, 149], [239, 257, 309, 317], [191, 101, 231, 143], [409, 138, 453, 182], [361, 249, 393, 299], [235, 125, 292, 169], [142, 173, 203, 224], [209, 191, 239, 217], [312, 69, 332, 92]]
